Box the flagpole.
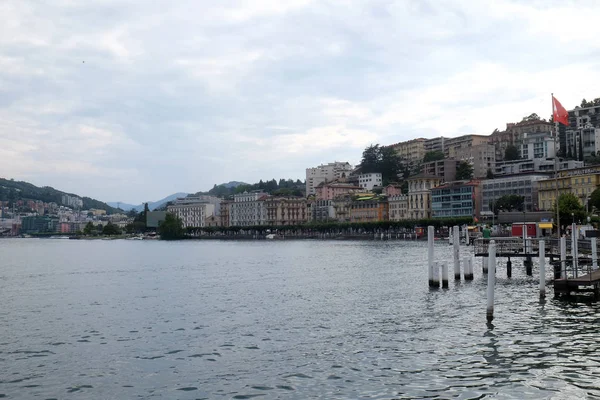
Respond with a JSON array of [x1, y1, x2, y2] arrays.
[[552, 93, 561, 238]]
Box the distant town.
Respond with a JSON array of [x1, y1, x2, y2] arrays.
[[2, 98, 600, 237]]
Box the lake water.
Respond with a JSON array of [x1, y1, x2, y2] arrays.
[[1, 238, 600, 399]]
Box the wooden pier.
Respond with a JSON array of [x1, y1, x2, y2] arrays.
[[554, 269, 600, 296]]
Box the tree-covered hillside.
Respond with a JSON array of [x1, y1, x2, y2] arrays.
[[205, 178, 305, 198], [0, 178, 120, 213]]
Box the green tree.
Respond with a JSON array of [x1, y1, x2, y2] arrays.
[[504, 145, 520, 161], [522, 113, 541, 121], [493, 194, 524, 214], [422, 151, 445, 163], [455, 161, 474, 180], [360, 144, 402, 185], [102, 222, 122, 236], [83, 221, 95, 235], [158, 213, 185, 240], [589, 187, 600, 212], [553, 193, 586, 225]]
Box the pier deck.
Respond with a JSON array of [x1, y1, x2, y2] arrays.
[[554, 269, 600, 295]]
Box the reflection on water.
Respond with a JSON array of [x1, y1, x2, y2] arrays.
[[1, 238, 600, 399]]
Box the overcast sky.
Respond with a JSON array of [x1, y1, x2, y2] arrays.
[[2, 0, 600, 204]]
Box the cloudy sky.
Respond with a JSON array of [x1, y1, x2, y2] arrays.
[[2, 0, 600, 204]]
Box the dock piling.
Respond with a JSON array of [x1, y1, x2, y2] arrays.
[[486, 240, 496, 322], [482, 256, 488, 273], [560, 236, 566, 279], [433, 261, 440, 287], [571, 223, 578, 277], [593, 237, 598, 270], [428, 226, 434, 287], [453, 226, 460, 280], [507, 258, 512, 278], [539, 240, 546, 298], [442, 261, 449, 288]]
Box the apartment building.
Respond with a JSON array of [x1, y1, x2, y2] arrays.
[[561, 104, 600, 159], [265, 197, 308, 226], [431, 180, 481, 219], [312, 199, 335, 222], [444, 134, 490, 159], [332, 194, 353, 223], [481, 174, 549, 213], [390, 138, 426, 165], [230, 191, 268, 226], [521, 131, 556, 160], [388, 195, 409, 221], [538, 165, 600, 211], [454, 143, 496, 178], [357, 172, 383, 190], [407, 174, 441, 220], [421, 159, 460, 182], [305, 161, 353, 196], [490, 119, 553, 160], [494, 158, 583, 176], [424, 137, 446, 154]]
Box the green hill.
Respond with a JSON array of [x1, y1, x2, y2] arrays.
[[0, 178, 120, 214]]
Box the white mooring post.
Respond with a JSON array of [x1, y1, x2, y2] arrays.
[[442, 261, 449, 288], [486, 240, 496, 322], [592, 237, 598, 270], [428, 226, 434, 287], [464, 226, 469, 246], [433, 261, 440, 287], [453, 225, 460, 280], [571, 223, 578, 277], [560, 236, 566, 279], [466, 256, 474, 280], [539, 240, 546, 298]]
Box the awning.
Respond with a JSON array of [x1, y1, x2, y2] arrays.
[[539, 223, 553, 229]]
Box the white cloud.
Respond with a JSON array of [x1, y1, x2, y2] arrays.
[[2, 0, 600, 202]]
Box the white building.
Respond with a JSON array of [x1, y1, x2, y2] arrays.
[[61, 194, 83, 209], [357, 172, 383, 190], [520, 132, 556, 160], [230, 191, 268, 226], [174, 195, 222, 216], [167, 201, 215, 228], [305, 161, 353, 196]]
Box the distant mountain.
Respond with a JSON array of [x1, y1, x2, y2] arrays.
[[108, 192, 188, 212], [0, 177, 120, 214]]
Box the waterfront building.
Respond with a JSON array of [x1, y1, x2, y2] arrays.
[[312, 199, 335, 222], [305, 162, 353, 196], [230, 191, 268, 226], [407, 174, 441, 220], [167, 200, 215, 228], [204, 215, 221, 227], [431, 180, 481, 219], [388, 195, 409, 221], [383, 184, 404, 196], [538, 165, 600, 211], [481, 174, 550, 212], [357, 172, 383, 191], [315, 181, 361, 201], [265, 197, 308, 226], [349, 195, 389, 223], [219, 200, 232, 227], [332, 194, 353, 222], [21, 215, 58, 234]]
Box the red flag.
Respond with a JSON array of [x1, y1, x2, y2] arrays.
[[552, 95, 569, 126]]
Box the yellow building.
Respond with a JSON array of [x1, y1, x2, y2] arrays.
[[538, 165, 600, 211], [407, 174, 441, 220], [389, 138, 426, 166], [265, 197, 308, 226]]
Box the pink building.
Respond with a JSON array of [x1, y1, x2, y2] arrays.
[[315, 182, 362, 201], [59, 222, 71, 233], [384, 184, 403, 196]]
